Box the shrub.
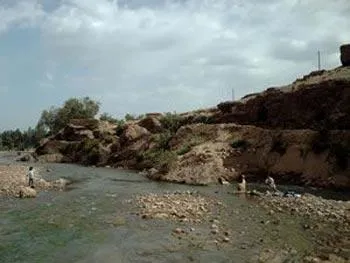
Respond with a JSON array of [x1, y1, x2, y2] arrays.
[[159, 112, 183, 134], [176, 144, 192, 155], [152, 131, 172, 150], [142, 148, 177, 173], [194, 115, 215, 124], [79, 139, 101, 165], [115, 123, 125, 137], [231, 139, 249, 150]]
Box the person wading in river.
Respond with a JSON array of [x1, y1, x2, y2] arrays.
[[27, 166, 35, 187]]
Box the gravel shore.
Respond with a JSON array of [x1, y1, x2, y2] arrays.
[[0, 164, 70, 198]]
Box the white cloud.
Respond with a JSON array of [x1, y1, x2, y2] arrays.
[[0, 1, 45, 34], [1, 0, 350, 125]]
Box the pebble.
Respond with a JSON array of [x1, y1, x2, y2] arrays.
[[240, 244, 248, 249], [134, 192, 218, 223], [211, 229, 219, 234], [173, 228, 184, 234], [223, 237, 230, 243]]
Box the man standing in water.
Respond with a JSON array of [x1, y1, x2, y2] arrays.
[[27, 166, 35, 187]]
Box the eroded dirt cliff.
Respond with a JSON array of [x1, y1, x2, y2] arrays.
[[33, 66, 350, 189]]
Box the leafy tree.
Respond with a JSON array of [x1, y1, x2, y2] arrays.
[[36, 107, 59, 134], [0, 127, 42, 151], [37, 97, 100, 134], [124, 113, 136, 121], [100, 113, 119, 124]]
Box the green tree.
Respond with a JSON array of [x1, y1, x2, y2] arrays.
[[37, 97, 100, 134], [36, 106, 59, 133], [100, 112, 118, 124], [124, 113, 136, 121]]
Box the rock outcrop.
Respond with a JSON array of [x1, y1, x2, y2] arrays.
[[19, 186, 37, 198], [138, 116, 163, 133], [340, 44, 350, 66], [33, 64, 350, 189], [215, 79, 350, 130], [35, 120, 118, 166]]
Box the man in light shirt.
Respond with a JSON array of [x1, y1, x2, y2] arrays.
[[265, 175, 277, 191], [27, 166, 35, 187]]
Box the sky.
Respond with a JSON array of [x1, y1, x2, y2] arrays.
[[0, 0, 349, 131]]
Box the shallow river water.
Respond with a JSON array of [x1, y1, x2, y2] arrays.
[[0, 156, 323, 263]]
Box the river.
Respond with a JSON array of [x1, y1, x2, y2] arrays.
[[0, 153, 331, 262]]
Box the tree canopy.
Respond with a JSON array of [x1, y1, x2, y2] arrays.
[[37, 97, 100, 135]]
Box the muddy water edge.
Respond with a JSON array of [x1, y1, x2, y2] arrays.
[[0, 158, 347, 262]]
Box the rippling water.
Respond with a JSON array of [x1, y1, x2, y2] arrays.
[[0, 155, 319, 263]]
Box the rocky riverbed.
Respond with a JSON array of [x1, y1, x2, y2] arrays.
[[258, 192, 350, 262], [130, 189, 350, 262], [132, 191, 223, 223], [0, 164, 71, 198]]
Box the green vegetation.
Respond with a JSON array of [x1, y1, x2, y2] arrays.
[[37, 97, 100, 135], [124, 113, 136, 121], [63, 139, 101, 165], [230, 139, 249, 150], [99, 113, 119, 124], [1, 97, 124, 151], [79, 139, 101, 165], [153, 131, 172, 150], [124, 113, 144, 121], [176, 135, 206, 155], [139, 148, 177, 173], [176, 144, 192, 155], [0, 127, 44, 151], [159, 112, 182, 134]]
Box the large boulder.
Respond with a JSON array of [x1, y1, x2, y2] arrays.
[[52, 178, 71, 190], [69, 119, 99, 130], [138, 116, 163, 133], [214, 79, 350, 130], [37, 153, 65, 163], [120, 124, 150, 145], [18, 186, 37, 198], [35, 140, 71, 155], [16, 153, 37, 162], [340, 44, 350, 66], [55, 125, 94, 141]]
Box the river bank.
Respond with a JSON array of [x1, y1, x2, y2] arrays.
[[0, 163, 70, 198], [1, 156, 350, 262]]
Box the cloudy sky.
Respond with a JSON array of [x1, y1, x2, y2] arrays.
[[0, 0, 349, 131]]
